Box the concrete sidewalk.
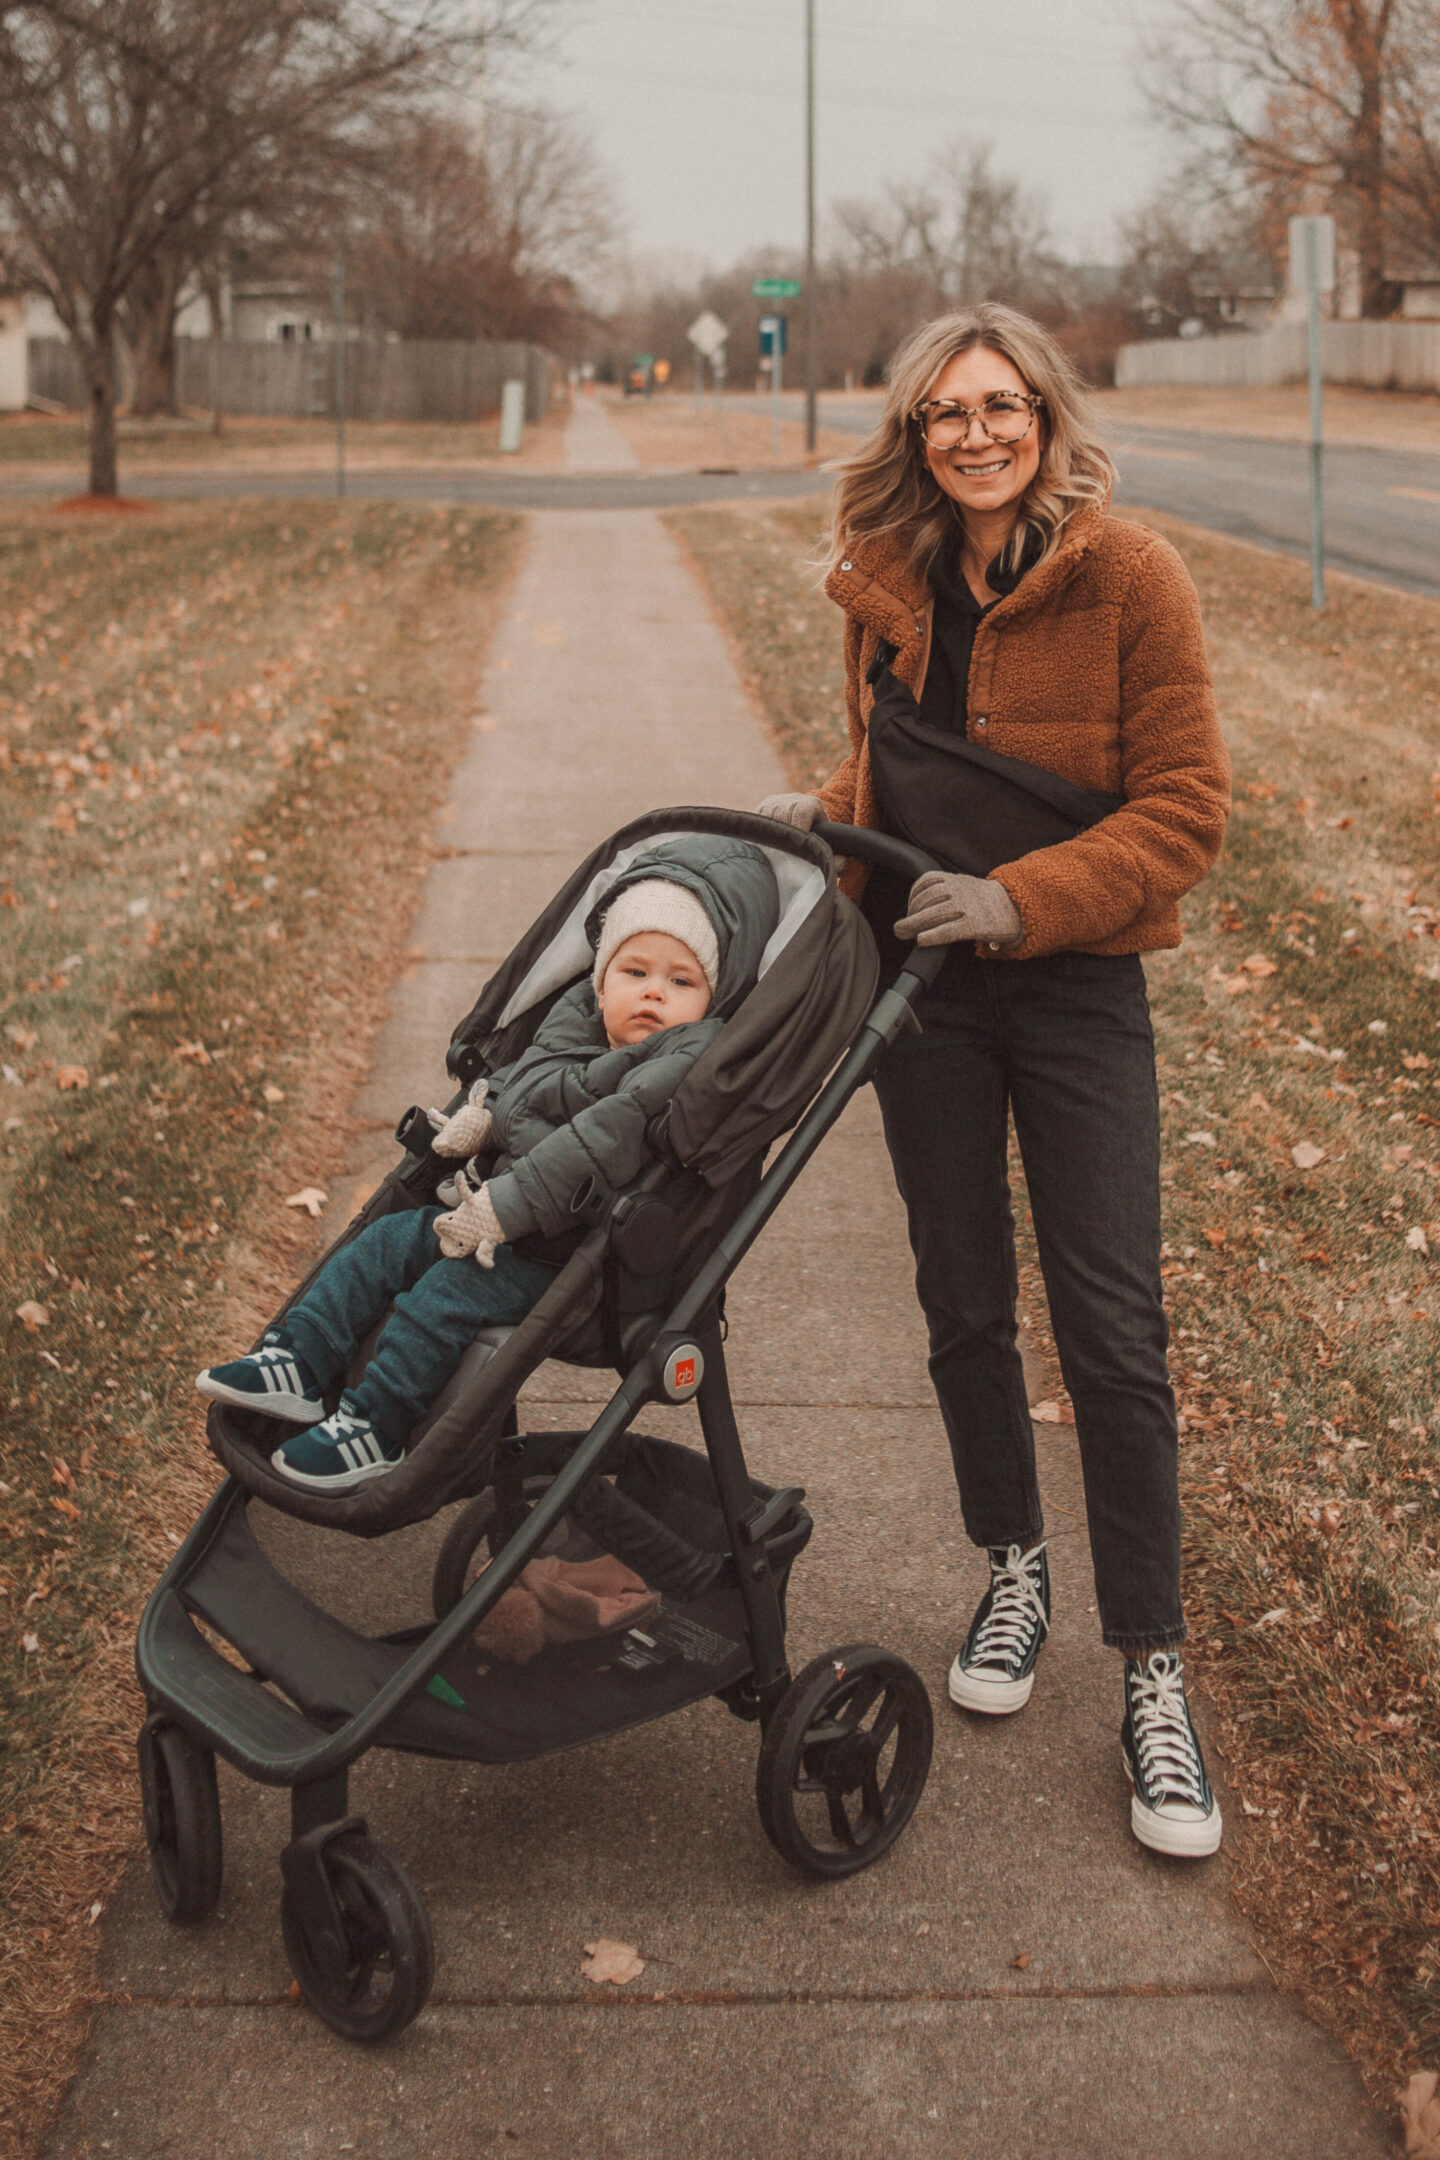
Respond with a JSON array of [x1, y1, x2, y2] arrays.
[[42, 502, 1388, 2159]]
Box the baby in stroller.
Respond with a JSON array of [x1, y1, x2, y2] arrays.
[[197, 836, 779, 1493]]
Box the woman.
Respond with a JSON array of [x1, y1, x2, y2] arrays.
[[759, 304, 1230, 1859]]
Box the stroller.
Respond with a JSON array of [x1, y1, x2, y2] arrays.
[[135, 808, 947, 2042]]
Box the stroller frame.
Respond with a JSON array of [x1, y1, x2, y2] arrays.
[[135, 823, 946, 2040]]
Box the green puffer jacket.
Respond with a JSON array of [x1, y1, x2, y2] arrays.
[[480, 834, 780, 1246]]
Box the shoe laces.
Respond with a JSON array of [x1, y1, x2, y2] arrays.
[[970, 1541, 1049, 1667], [1128, 1653, 1207, 1808], [328, 1402, 372, 1443]]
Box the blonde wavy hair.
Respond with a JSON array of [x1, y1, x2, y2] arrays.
[[826, 302, 1116, 582]]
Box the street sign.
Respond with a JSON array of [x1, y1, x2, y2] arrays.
[[758, 314, 788, 357], [686, 310, 728, 359], [1288, 214, 1336, 295], [752, 278, 801, 299]]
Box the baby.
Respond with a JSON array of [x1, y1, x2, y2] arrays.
[[197, 838, 777, 1492]]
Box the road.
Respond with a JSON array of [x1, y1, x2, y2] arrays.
[[777, 392, 1440, 600], [4, 395, 1436, 598]]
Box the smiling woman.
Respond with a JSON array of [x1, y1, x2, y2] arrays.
[[757, 301, 1233, 1863]]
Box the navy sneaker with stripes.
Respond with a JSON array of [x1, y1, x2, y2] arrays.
[[196, 1335, 326, 1424], [271, 1401, 403, 1491]]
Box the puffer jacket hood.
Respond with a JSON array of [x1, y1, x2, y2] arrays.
[[583, 835, 779, 1020]]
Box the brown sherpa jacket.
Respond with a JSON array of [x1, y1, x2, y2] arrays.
[[817, 504, 1231, 959]]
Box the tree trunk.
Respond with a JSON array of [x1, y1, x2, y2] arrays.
[[122, 253, 182, 418], [87, 323, 119, 497]]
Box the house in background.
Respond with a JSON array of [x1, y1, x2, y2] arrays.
[[1189, 252, 1280, 331], [0, 290, 67, 409]]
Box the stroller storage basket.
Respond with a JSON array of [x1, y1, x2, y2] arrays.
[[161, 1436, 812, 1770]]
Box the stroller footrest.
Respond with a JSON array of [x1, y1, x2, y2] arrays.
[[141, 1587, 335, 1777]]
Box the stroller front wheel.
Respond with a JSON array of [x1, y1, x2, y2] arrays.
[[755, 1643, 933, 1879], [280, 1833, 434, 2042], [138, 1715, 224, 1923]]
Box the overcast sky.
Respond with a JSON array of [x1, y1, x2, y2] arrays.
[[527, 0, 1176, 279]]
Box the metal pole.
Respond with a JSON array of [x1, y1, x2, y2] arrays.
[[773, 333, 783, 461], [803, 0, 817, 454], [333, 255, 346, 500], [1306, 233, 1324, 610]]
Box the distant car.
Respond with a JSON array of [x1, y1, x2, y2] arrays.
[[625, 364, 650, 396]]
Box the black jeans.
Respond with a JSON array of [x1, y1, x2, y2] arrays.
[[873, 949, 1183, 1654]]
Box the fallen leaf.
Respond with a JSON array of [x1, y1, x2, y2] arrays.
[[1404, 1053, 1432, 1071], [1407, 1226, 1430, 1255], [1291, 1141, 1326, 1169], [1400, 2069, 1440, 2158], [15, 1301, 50, 1329], [1186, 1130, 1216, 1148], [581, 1938, 645, 1986], [21, 1633, 38, 1654], [1030, 1399, 1074, 1425], [1241, 953, 1278, 977], [1369, 1019, 1389, 1036], [262, 1084, 286, 1103], [284, 1187, 328, 1217], [5, 1025, 38, 1051], [1318, 1504, 1342, 1538], [1253, 1607, 1290, 1631], [1201, 1227, 1226, 1248], [1012, 1952, 1031, 1969], [55, 1065, 88, 1091]]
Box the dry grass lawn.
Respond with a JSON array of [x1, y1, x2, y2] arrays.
[[1093, 380, 1440, 453], [0, 402, 572, 480], [599, 390, 857, 471], [0, 499, 520, 2153], [669, 497, 1440, 2116]]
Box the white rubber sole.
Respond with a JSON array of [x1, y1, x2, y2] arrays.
[[269, 1445, 400, 1492], [197, 1371, 326, 1424], [1125, 1760, 1224, 1858], [947, 1655, 1036, 1714]]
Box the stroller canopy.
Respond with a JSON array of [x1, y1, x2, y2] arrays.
[[452, 807, 877, 1188]]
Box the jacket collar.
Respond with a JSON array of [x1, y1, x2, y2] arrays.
[[825, 502, 1108, 640]]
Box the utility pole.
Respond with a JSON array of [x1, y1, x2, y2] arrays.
[[333, 255, 346, 499], [803, 0, 817, 454]]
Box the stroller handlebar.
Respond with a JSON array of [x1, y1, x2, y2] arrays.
[[809, 819, 948, 988], [810, 819, 941, 886]]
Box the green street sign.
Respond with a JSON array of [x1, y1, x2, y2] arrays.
[[752, 278, 801, 298]]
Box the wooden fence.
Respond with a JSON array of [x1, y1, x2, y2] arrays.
[[1116, 320, 1440, 393], [26, 335, 554, 423]]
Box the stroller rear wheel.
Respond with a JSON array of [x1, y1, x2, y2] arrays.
[[280, 1832, 434, 2042], [756, 1644, 932, 1878], [138, 1715, 223, 1923]]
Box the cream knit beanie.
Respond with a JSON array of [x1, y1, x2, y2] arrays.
[[591, 877, 720, 999]]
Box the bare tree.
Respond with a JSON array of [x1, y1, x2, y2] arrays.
[[1389, 4, 1440, 264], [0, 1, 548, 491], [832, 142, 1065, 319], [350, 101, 618, 349], [1138, 0, 1412, 318]]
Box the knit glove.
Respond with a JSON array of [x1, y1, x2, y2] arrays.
[[895, 871, 1024, 950], [434, 1173, 507, 1268], [428, 1079, 492, 1159], [756, 792, 824, 831]]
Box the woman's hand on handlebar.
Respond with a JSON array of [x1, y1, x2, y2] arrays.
[[895, 870, 1024, 949], [755, 792, 824, 830]]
